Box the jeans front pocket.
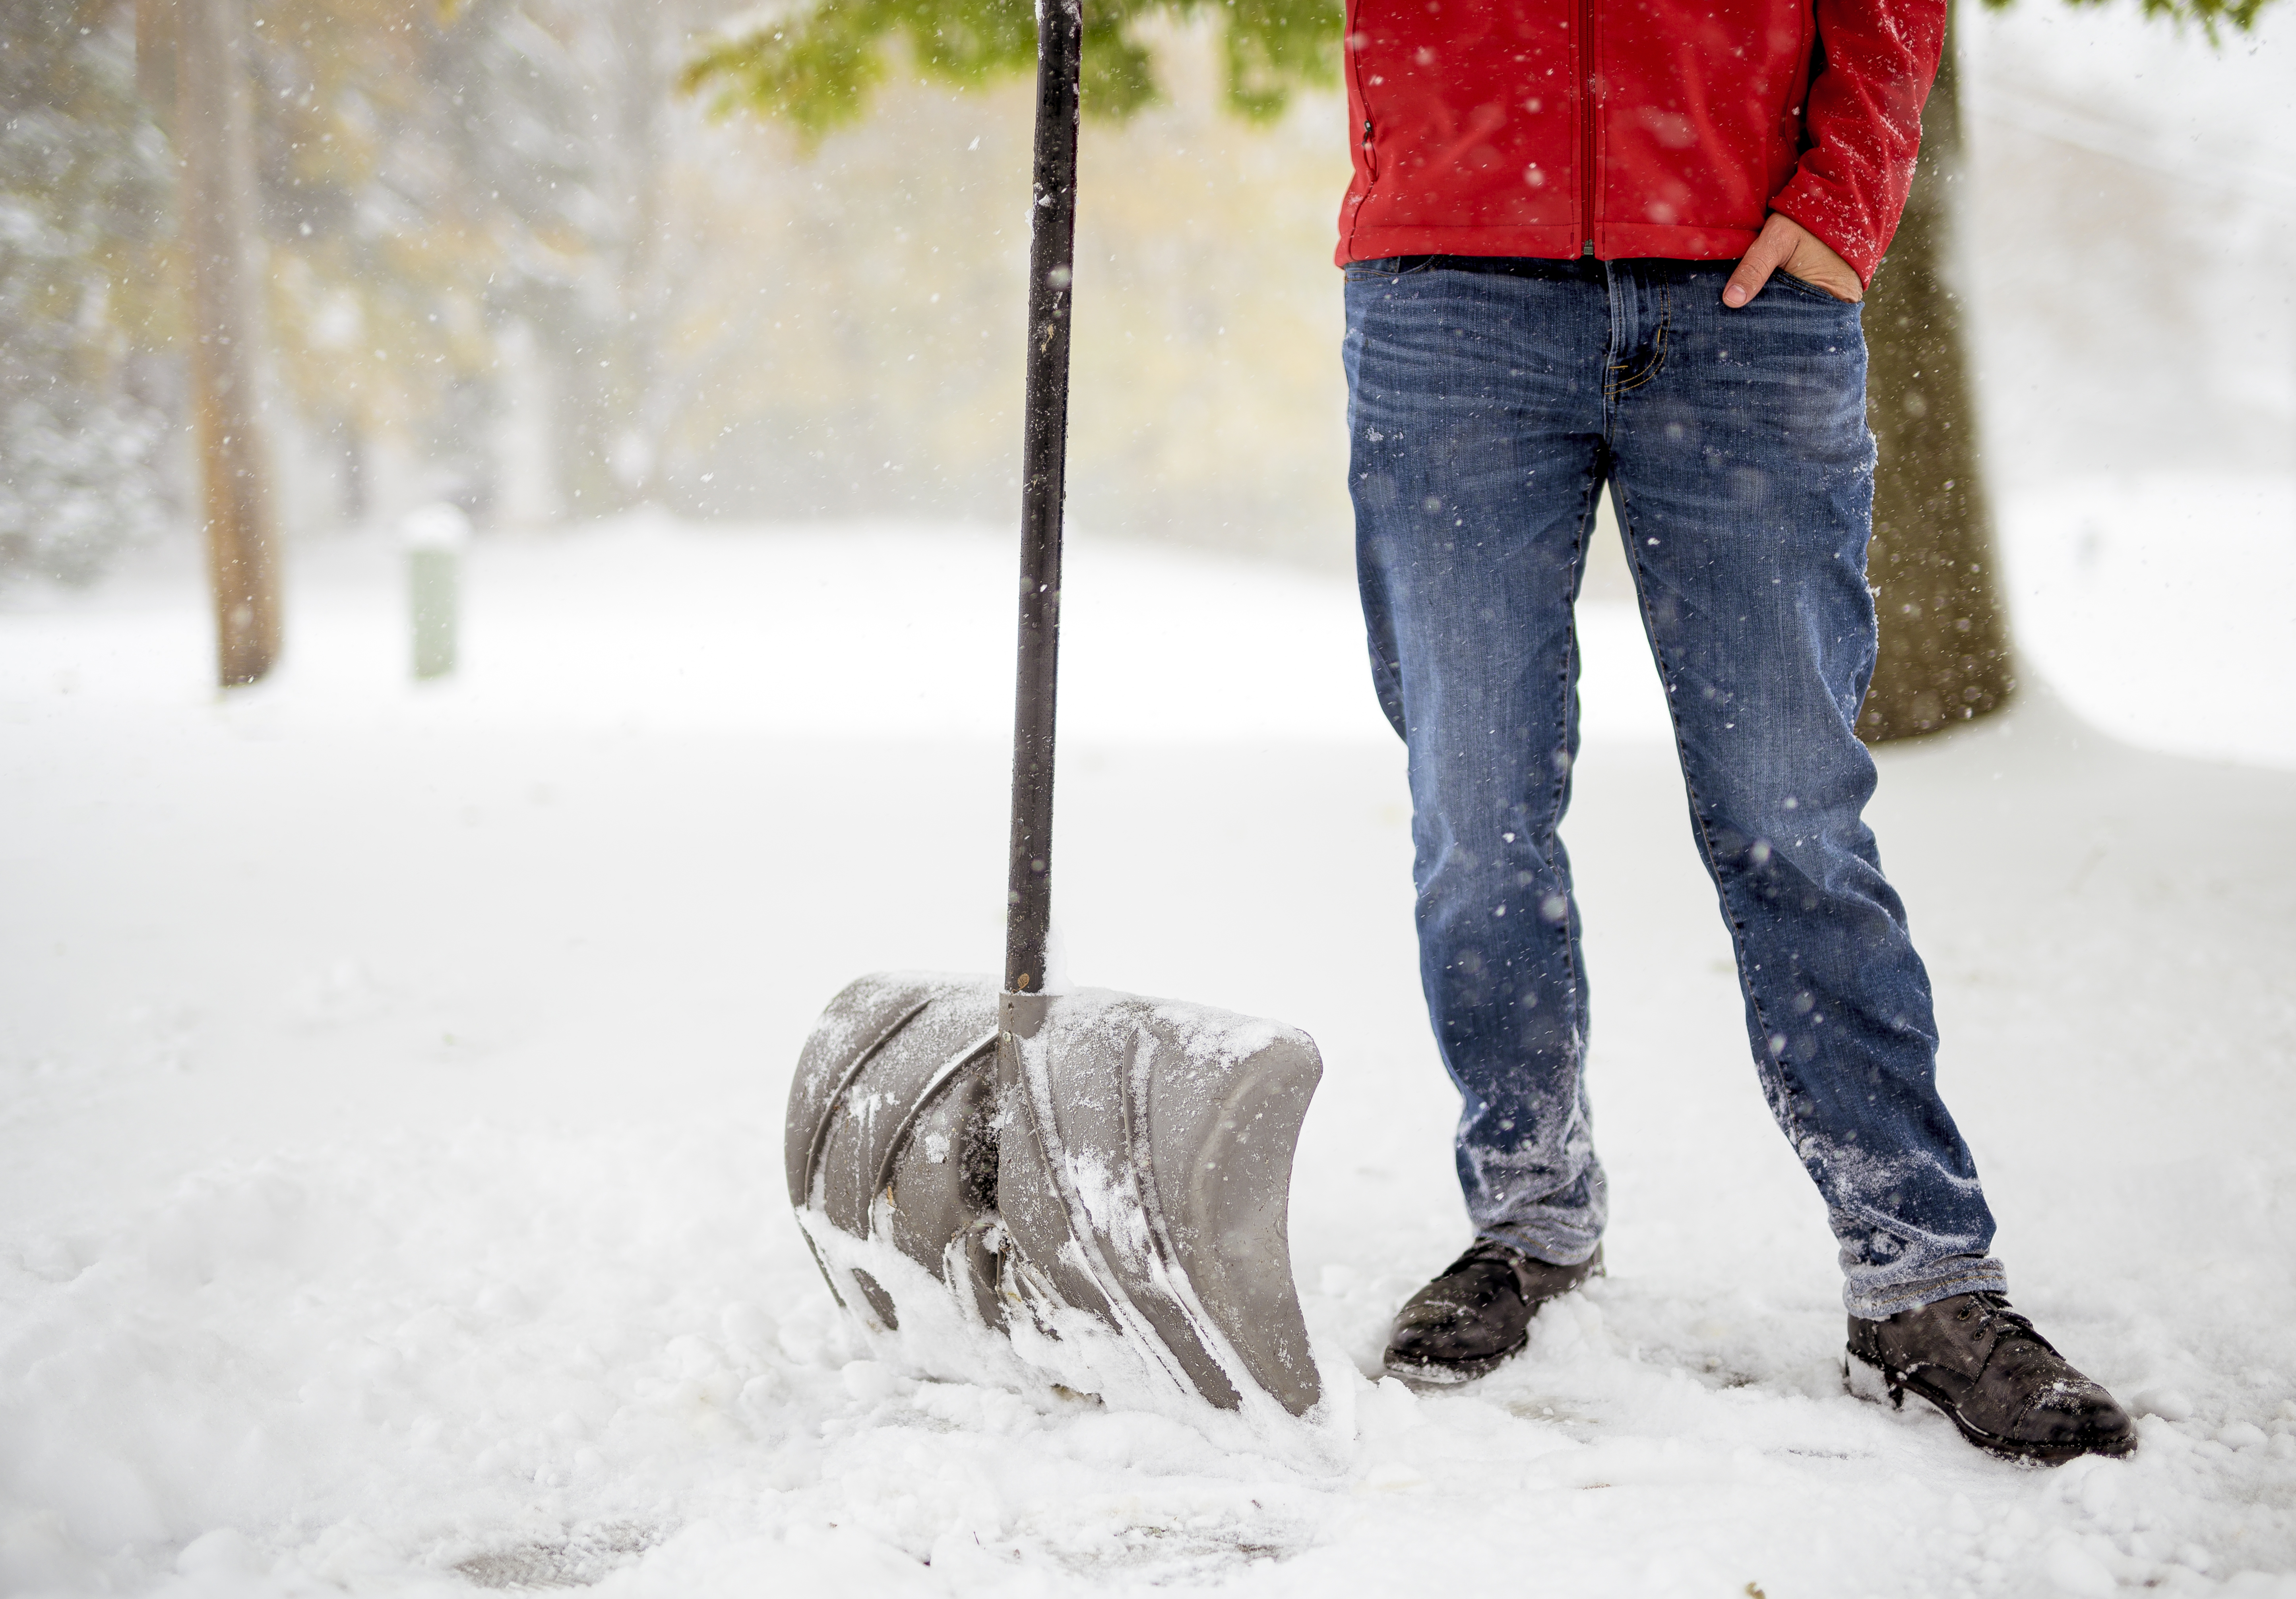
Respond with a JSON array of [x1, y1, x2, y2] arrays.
[[1770, 269, 1860, 306], [1343, 256, 1438, 283]]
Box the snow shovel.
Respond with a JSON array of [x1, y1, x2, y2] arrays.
[[783, 0, 1324, 1419]]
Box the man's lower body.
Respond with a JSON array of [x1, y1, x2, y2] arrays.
[[1344, 256, 2132, 1460]]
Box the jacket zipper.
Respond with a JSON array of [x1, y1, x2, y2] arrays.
[[1578, 0, 1597, 255], [1349, 0, 1378, 184]]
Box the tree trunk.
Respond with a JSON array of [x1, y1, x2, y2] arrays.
[[174, 0, 281, 686], [1856, 5, 2013, 743]]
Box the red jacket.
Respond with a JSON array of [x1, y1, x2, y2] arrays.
[[1335, 0, 1943, 285]]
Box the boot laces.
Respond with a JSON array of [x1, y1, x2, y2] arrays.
[[1449, 1239, 1536, 1304], [1458, 1239, 1522, 1269], [1959, 1293, 2058, 1359]]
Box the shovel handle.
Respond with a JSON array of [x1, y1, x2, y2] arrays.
[[1005, 0, 1083, 996]]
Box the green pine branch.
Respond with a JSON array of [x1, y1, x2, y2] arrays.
[[1979, 0, 2271, 44], [679, 0, 1341, 140]]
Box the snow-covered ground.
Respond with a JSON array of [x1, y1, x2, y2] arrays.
[[1996, 477, 2296, 772], [3, 503, 2293, 1597]]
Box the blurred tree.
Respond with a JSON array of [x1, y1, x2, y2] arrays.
[[681, 0, 1336, 136], [657, 37, 1360, 554], [426, 0, 680, 515], [253, 0, 718, 520], [128, 0, 698, 530], [9, 0, 686, 614], [0, 0, 174, 587], [240, 0, 562, 522], [238, 0, 484, 520], [1856, 12, 2005, 740], [164, 0, 284, 684], [688, 0, 2273, 744]]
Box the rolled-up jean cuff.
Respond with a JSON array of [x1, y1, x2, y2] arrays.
[[1844, 1254, 2009, 1320], [1478, 1222, 1603, 1269]]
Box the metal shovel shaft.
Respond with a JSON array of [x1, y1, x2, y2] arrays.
[[1005, 0, 1083, 997]]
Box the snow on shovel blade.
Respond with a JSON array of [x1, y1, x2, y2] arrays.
[[787, 972, 1324, 1418]]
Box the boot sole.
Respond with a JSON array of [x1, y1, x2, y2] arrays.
[[1382, 1332, 1528, 1389], [1380, 1252, 1605, 1390], [1843, 1349, 2137, 1465]]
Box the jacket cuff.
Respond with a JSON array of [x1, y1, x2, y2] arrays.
[[1767, 176, 1886, 288]]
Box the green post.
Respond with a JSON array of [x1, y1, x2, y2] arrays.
[[401, 502, 469, 681]]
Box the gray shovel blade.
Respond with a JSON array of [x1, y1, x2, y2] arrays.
[[787, 972, 1323, 1417]]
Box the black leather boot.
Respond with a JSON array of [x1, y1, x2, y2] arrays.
[[1383, 1239, 1603, 1385], [1846, 1291, 2137, 1463]]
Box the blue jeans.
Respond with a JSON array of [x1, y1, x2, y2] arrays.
[[1344, 256, 2004, 1318]]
